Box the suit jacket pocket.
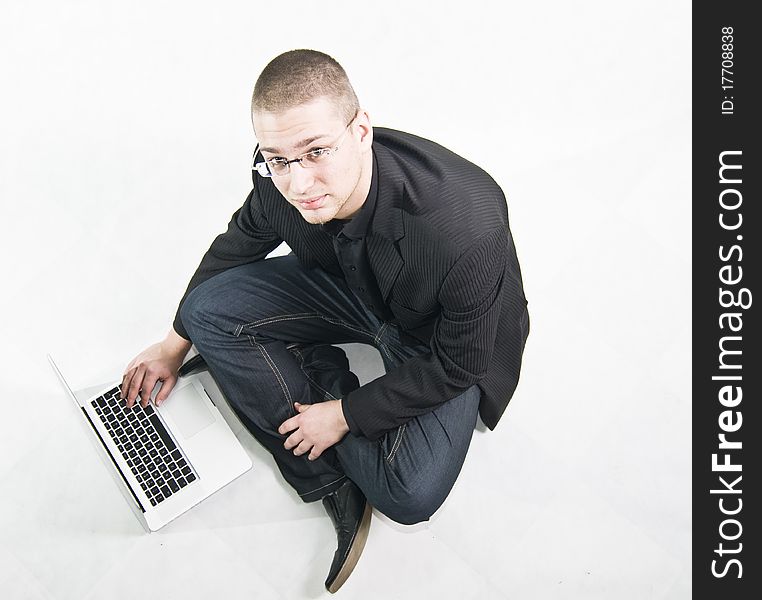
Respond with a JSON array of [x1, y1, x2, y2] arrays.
[[388, 298, 437, 329]]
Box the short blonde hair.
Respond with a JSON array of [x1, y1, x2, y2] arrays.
[[251, 49, 360, 123]]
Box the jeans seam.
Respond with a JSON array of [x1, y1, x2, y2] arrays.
[[237, 312, 377, 341], [378, 343, 394, 365], [290, 346, 340, 402], [298, 475, 347, 498], [373, 322, 396, 365], [247, 334, 294, 416], [386, 423, 407, 464], [373, 321, 389, 346]]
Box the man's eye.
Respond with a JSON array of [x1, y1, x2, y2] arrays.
[[308, 148, 328, 158], [269, 157, 288, 166]]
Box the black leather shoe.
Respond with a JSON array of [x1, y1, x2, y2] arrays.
[[322, 479, 372, 593]]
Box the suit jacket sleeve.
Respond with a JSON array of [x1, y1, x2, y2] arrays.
[[342, 227, 508, 440], [172, 186, 283, 339]]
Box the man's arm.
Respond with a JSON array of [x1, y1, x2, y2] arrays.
[[172, 186, 283, 339], [122, 185, 282, 407], [342, 227, 511, 440]]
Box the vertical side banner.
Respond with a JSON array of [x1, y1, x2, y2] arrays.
[[694, 4, 760, 597]]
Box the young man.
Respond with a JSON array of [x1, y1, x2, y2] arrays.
[[121, 49, 529, 593]]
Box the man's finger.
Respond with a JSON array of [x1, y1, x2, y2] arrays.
[[284, 431, 302, 451], [120, 368, 136, 402], [139, 375, 160, 408], [308, 445, 324, 461], [125, 364, 147, 408], [278, 415, 299, 436], [293, 439, 313, 457], [154, 377, 176, 406]]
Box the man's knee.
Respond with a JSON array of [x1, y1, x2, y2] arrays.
[[377, 485, 445, 526], [179, 277, 232, 342]]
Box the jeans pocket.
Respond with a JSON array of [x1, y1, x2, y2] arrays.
[[383, 423, 407, 465]]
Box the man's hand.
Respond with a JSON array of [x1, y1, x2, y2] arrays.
[[121, 329, 192, 409], [278, 400, 350, 461]]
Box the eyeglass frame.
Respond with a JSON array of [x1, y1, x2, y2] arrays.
[[252, 113, 358, 178]]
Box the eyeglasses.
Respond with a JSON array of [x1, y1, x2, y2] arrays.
[[252, 116, 356, 178]]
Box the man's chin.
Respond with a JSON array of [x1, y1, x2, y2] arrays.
[[297, 206, 336, 225]]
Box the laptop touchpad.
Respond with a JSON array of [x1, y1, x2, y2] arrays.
[[163, 383, 215, 439]]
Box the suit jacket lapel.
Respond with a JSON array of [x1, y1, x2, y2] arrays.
[[367, 145, 406, 302]]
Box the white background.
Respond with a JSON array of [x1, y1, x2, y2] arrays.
[[0, 1, 691, 598]]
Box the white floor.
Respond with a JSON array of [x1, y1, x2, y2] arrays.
[[1, 2, 691, 598], [0, 223, 691, 600]]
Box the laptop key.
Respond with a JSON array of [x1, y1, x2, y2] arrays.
[[148, 414, 177, 452], [160, 485, 171, 498], [186, 473, 196, 483], [178, 478, 187, 488], [168, 480, 179, 493]]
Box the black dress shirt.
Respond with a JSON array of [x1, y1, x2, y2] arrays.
[[321, 152, 393, 322]]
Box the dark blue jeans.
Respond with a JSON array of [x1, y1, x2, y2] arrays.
[[180, 255, 479, 525]]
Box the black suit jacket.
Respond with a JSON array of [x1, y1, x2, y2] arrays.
[[174, 128, 529, 440]]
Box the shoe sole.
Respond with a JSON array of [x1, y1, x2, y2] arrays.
[[326, 501, 372, 593]]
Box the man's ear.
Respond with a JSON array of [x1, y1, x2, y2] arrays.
[[356, 109, 373, 150]]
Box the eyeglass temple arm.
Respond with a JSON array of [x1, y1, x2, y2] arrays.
[[251, 143, 260, 183]]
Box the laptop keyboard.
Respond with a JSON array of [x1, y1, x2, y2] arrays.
[[93, 385, 198, 507]]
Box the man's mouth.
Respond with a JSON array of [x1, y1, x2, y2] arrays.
[[296, 195, 326, 210]]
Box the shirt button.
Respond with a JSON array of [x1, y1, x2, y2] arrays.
[[350, 266, 357, 271], [358, 287, 365, 292]]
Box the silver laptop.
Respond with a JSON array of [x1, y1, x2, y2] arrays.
[[48, 354, 252, 531]]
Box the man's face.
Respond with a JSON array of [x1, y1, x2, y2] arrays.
[[252, 97, 372, 225]]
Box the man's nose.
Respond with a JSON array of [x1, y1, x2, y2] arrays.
[[288, 161, 315, 195]]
